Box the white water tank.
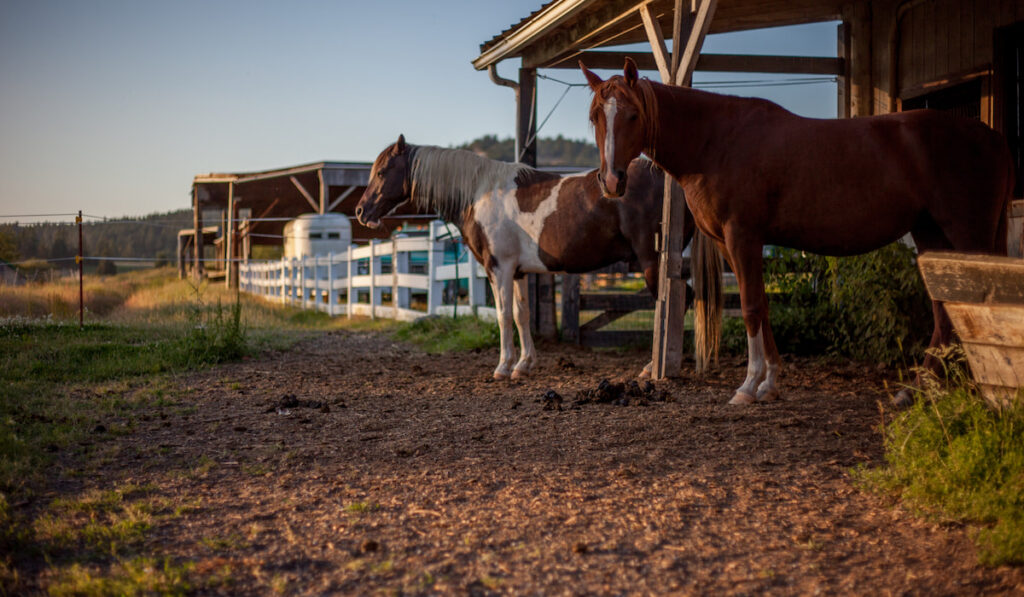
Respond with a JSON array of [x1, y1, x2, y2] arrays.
[[283, 213, 352, 258]]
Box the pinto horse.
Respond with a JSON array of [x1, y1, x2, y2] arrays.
[[356, 135, 705, 380], [582, 58, 1013, 405]]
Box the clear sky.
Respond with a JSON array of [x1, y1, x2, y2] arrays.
[[0, 1, 839, 222]]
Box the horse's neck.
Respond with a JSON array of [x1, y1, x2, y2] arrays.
[[646, 84, 746, 176]]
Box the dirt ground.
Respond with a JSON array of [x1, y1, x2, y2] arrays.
[[31, 330, 1024, 594]]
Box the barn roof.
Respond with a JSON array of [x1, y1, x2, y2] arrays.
[[473, 0, 848, 71]]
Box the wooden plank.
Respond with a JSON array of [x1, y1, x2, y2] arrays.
[[961, 342, 1024, 400], [561, 274, 580, 343], [675, 0, 718, 86], [639, 3, 672, 83], [946, 303, 1024, 346], [580, 310, 634, 333], [290, 176, 319, 212], [918, 252, 1024, 304], [553, 51, 843, 74], [580, 292, 655, 311]]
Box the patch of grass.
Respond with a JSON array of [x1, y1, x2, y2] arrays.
[[344, 501, 380, 514], [48, 557, 194, 597], [859, 349, 1024, 566], [393, 315, 498, 353]]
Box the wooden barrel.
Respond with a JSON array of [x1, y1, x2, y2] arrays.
[[918, 252, 1024, 409]]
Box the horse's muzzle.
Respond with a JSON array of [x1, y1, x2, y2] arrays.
[[599, 169, 627, 198]]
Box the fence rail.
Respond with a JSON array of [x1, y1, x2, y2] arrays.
[[239, 221, 495, 321]]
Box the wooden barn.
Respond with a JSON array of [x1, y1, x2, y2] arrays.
[[179, 161, 430, 285], [474, 0, 1024, 378]]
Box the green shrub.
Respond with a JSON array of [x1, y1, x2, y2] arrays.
[[723, 243, 932, 365], [860, 349, 1024, 566]]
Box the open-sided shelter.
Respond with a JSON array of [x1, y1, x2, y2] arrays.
[[474, 0, 1024, 378]]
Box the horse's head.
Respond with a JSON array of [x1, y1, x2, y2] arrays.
[[356, 134, 413, 229], [581, 58, 651, 198]]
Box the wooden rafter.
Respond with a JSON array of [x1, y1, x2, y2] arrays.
[[327, 186, 358, 213], [675, 0, 718, 86], [639, 4, 672, 82], [290, 176, 319, 212], [556, 51, 842, 75]]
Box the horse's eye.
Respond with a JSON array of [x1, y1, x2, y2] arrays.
[[628, 113, 639, 122], [377, 170, 385, 179]]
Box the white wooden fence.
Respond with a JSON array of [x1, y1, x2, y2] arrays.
[[238, 221, 495, 321]]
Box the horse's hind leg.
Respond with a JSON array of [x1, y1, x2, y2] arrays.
[[894, 219, 958, 405], [511, 277, 536, 379]]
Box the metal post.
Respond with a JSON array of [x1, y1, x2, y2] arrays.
[[77, 210, 83, 329]]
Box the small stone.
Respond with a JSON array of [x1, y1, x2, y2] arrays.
[[362, 539, 379, 553], [573, 542, 588, 554]]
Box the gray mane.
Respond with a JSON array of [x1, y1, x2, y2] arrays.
[[408, 145, 531, 222]]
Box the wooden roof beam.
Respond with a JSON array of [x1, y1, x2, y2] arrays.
[[561, 51, 842, 75], [639, 3, 672, 82], [675, 0, 717, 86], [290, 176, 319, 212]]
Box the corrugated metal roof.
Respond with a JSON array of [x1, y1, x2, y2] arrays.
[[479, 1, 555, 53]]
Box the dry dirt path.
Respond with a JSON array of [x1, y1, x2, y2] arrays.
[[41, 330, 1024, 594]]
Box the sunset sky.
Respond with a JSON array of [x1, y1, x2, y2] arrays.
[[0, 1, 839, 222]]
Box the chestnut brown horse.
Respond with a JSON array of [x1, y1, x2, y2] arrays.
[[356, 135, 706, 380], [582, 58, 1013, 405]]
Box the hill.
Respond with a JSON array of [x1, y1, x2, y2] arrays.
[[458, 134, 598, 168]]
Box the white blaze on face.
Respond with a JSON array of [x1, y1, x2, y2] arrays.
[[602, 97, 617, 177]]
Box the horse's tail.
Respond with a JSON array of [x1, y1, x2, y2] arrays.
[[692, 229, 723, 374]]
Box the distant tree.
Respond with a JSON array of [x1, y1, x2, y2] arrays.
[[458, 134, 598, 167], [0, 229, 18, 263]]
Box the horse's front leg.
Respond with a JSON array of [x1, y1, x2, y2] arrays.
[[511, 277, 536, 379], [490, 268, 517, 380], [725, 240, 781, 404]]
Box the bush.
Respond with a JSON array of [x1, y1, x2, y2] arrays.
[[859, 348, 1024, 566], [723, 243, 932, 365]]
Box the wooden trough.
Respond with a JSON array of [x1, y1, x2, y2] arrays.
[[918, 252, 1024, 409]]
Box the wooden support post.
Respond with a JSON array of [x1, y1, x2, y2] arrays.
[[516, 66, 557, 340], [192, 186, 203, 282], [837, 21, 851, 119], [643, 0, 716, 378], [843, 1, 872, 116], [651, 177, 687, 377], [561, 274, 580, 343]]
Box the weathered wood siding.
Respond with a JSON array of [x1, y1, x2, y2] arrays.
[[918, 251, 1024, 409]]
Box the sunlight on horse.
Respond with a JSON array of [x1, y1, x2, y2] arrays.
[[582, 58, 1013, 406], [356, 135, 698, 380]]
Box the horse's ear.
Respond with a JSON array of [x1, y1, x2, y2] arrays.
[[396, 134, 406, 152], [623, 57, 639, 87], [580, 61, 603, 90]]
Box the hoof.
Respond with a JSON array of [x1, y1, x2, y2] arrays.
[[511, 368, 529, 380], [892, 388, 914, 409], [729, 391, 756, 405], [756, 387, 780, 402], [493, 371, 510, 381], [638, 363, 652, 380]]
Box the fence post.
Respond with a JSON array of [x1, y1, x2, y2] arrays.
[[327, 252, 334, 315], [77, 210, 83, 329], [369, 239, 378, 319], [391, 239, 400, 317], [561, 274, 580, 343], [426, 222, 443, 316], [347, 245, 354, 319]]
